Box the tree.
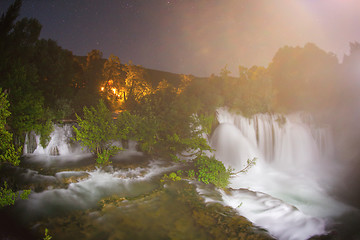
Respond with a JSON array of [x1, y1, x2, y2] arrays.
[[0, 0, 21, 37], [342, 41, 360, 94], [84, 49, 104, 94], [0, 0, 21, 70], [72, 49, 104, 113], [122, 61, 152, 106], [33, 39, 79, 107], [0, 88, 30, 207], [234, 65, 274, 116], [269, 43, 338, 112], [176, 74, 193, 95], [0, 0, 55, 147], [193, 155, 232, 188], [0, 89, 21, 165], [101, 54, 125, 105], [220, 65, 231, 79], [72, 100, 120, 166], [4, 63, 46, 137], [101, 55, 155, 109]]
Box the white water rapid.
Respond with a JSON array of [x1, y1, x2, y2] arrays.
[[208, 108, 353, 240], [16, 160, 178, 222]]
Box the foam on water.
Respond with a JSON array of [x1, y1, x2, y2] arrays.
[[16, 160, 178, 222], [221, 189, 326, 240]]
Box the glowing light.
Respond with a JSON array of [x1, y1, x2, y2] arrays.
[[112, 88, 117, 94], [100, 87, 104, 91]]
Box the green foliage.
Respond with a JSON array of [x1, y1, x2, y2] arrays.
[[170, 154, 181, 162], [0, 181, 31, 207], [228, 65, 274, 117], [0, 143, 21, 166], [0, 89, 21, 166], [4, 63, 45, 136], [197, 114, 216, 136], [0, 90, 10, 124], [166, 132, 212, 159], [54, 98, 73, 120], [34, 39, 79, 107], [115, 111, 141, 140], [36, 119, 54, 148], [194, 155, 231, 188], [162, 172, 181, 182], [73, 100, 121, 166], [187, 169, 195, 179], [236, 157, 257, 174], [169, 172, 181, 181], [132, 115, 159, 154], [0, 2, 54, 140], [43, 228, 52, 240], [96, 146, 121, 166], [0, 89, 31, 207], [20, 189, 31, 199], [176, 170, 183, 176], [0, 182, 17, 207]]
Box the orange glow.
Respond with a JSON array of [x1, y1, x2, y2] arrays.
[[112, 88, 117, 94], [100, 87, 104, 91]]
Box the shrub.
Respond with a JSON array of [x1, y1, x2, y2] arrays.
[[73, 100, 121, 166], [194, 155, 231, 188]]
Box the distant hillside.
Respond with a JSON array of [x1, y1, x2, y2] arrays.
[[74, 55, 188, 88]]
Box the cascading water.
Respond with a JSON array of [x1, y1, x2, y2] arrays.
[[15, 161, 179, 222], [8, 110, 358, 239], [23, 124, 84, 156], [208, 108, 353, 240]]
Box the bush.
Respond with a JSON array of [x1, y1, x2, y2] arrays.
[[95, 146, 121, 166], [73, 100, 121, 166], [0, 182, 31, 207], [161, 172, 181, 182], [194, 155, 231, 188]]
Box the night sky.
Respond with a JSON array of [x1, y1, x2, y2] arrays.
[[1, 0, 359, 76]]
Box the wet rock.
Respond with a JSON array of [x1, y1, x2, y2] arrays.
[[50, 146, 59, 156], [60, 172, 90, 184], [26, 132, 38, 154], [98, 195, 126, 209]]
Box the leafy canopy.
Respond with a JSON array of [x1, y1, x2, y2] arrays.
[[73, 100, 120, 166]]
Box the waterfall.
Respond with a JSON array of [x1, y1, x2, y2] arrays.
[[211, 108, 334, 170], [23, 124, 137, 157], [23, 124, 83, 156], [208, 108, 352, 240]]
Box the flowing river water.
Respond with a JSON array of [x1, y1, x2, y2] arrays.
[[0, 109, 359, 240]]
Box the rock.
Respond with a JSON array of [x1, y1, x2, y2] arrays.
[[62, 173, 90, 184], [50, 146, 59, 156]]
